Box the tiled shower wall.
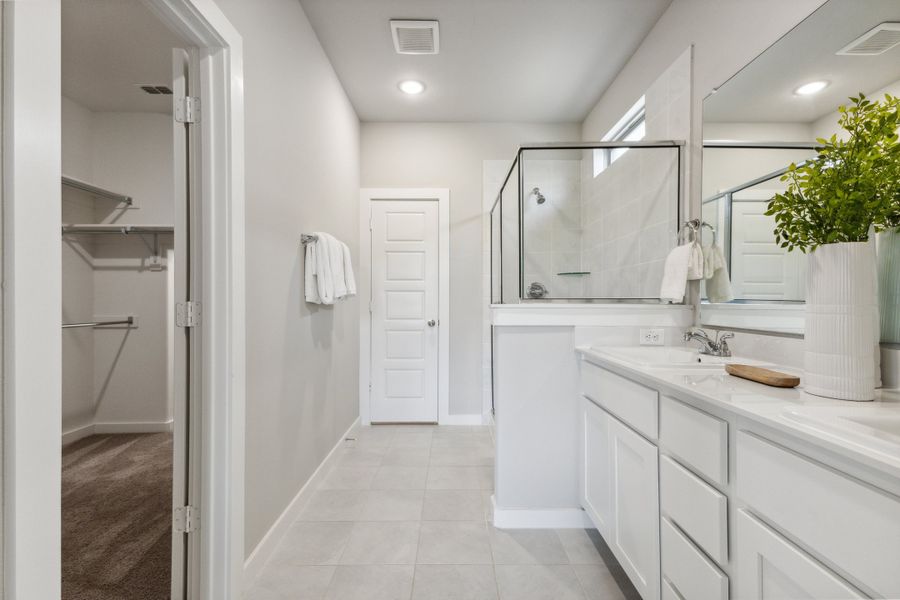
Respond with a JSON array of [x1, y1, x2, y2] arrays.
[[522, 159, 584, 297], [580, 48, 690, 298]]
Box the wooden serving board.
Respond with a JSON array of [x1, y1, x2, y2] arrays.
[[725, 364, 800, 388]]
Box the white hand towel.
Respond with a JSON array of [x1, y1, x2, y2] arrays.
[[703, 243, 733, 303], [323, 233, 348, 300], [304, 240, 322, 303], [314, 232, 336, 305], [340, 241, 356, 297], [687, 241, 705, 281], [660, 243, 694, 303]]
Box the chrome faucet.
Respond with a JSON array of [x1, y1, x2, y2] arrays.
[[683, 328, 734, 357]]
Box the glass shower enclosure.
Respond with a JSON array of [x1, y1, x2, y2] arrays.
[[490, 142, 684, 303]]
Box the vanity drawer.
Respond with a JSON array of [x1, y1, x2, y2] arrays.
[[737, 431, 900, 598], [660, 396, 727, 486], [660, 455, 728, 565], [661, 517, 729, 600], [581, 361, 658, 439]]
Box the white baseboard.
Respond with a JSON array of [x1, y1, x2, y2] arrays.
[[62, 420, 174, 445], [440, 413, 486, 426], [491, 495, 593, 529], [243, 416, 361, 586], [61, 423, 96, 445], [94, 420, 174, 434]]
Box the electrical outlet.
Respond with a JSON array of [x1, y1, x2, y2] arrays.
[[640, 328, 665, 346]]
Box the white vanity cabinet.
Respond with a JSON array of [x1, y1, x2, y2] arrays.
[[580, 397, 613, 538], [736, 430, 900, 598], [578, 352, 900, 600], [580, 362, 660, 600], [734, 509, 866, 600]]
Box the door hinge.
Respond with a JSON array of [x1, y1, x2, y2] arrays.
[[369, 300, 373, 313], [369, 218, 373, 231], [175, 96, 199, 123], [176, 301, 201, 327], [174, 505, 200, 533]]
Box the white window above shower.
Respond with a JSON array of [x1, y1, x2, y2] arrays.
[[594, 95, 646, 176]]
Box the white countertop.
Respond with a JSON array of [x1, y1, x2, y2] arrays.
[[577, 345, 900, 480]]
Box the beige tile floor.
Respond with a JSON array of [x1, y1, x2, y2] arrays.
[[245, 425, 638, 600]]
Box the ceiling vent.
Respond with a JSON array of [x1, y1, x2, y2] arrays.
[[390, 20, 439, 55], [136, 84, 173, 95], [837, 22, 900, 56]]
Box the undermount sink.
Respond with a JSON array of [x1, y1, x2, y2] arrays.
[[591, 346, 758, 369], [782, 408, 900, 457]]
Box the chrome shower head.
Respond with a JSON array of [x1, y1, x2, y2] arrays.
[[532, 187, 546, 204]]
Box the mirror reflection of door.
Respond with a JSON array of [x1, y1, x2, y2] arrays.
[[699, 0, 900, 341], [730, 191, 806, 301]]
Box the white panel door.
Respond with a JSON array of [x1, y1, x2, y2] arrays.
[[735, 510, 865, 599], [370, 200, 440, 422], [731, 196, 805, 300]]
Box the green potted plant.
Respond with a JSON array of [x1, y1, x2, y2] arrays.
[[766, 93, 900, 401]]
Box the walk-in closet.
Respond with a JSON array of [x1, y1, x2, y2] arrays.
[[60, 1, 188, 597]]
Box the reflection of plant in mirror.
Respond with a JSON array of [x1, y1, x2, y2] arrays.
[[766, 93, 900, 252]]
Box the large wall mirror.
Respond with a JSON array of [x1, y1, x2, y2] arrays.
[[700, 0, 900, 337]]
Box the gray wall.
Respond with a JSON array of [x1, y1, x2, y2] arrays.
[[361, 122, 580, 416], [211, 0, 362, 557]]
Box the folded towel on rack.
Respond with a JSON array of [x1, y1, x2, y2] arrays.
[[304, 239, 322, 303], [687, 241, 704, 281], [304, 232, 356, 305], [703, 243, 733, 303], [660, 242, 695, 303]]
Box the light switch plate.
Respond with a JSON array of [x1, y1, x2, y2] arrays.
[[640, 328, 664, 346]]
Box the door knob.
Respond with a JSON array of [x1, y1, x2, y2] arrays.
[[427, 320, 437, 327]]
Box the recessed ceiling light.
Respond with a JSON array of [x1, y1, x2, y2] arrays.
[[794, 81, 829, 96], [398, 80, 425, 95]]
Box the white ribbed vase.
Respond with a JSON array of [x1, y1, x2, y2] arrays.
[[804, 241, 878, 401], [878, 228, 900, 344]]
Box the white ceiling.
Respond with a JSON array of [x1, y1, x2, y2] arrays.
[[703, 0, 900, 124], [298, 0, 673, 122], [62, 0, 186, 114]]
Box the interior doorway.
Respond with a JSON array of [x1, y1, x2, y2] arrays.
[[359, 188, 450, 425], [4, 0, 243, 596], [60, 2, 191, 597]]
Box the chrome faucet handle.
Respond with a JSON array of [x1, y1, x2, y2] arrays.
[[683, 327, 711, 342], [713, 331, 734, 357]]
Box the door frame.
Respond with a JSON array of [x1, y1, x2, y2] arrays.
[[2, 1, 246, 598], [359, 188, 450, 425]]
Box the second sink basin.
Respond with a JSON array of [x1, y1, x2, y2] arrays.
[[783, 408, 900, 458]]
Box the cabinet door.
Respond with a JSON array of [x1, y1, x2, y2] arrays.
[[581, 397, 613, 538], [735, 510, 865, 600], [610, 416, 660, 600]]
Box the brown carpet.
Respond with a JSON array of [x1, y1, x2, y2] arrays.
[[62, 433, 173, 600]]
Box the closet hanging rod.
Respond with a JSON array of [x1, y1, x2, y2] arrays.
[[62, 316, 134, 329], [62, 224, 174, 235], [301, 233, 318, 244], [62, 175, 133, 206]]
